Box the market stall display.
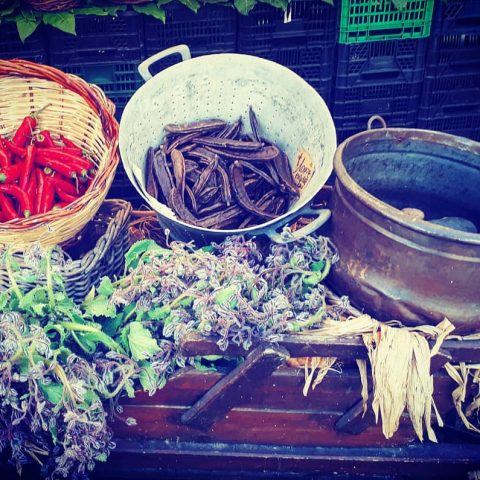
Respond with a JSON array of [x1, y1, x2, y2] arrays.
[[0, 2, 480, 480]]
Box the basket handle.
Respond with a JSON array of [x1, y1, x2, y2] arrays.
[[138, 45, 192, 82]]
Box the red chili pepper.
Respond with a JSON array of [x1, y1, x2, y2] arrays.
[[0, 184, 31, 218], [12, 104, 51, 147], [35, 155, 79, 178], [0, 149, 10, 169], [13, 116, 36, 147], [54, 201, 69, 209], [41, 176, 54, 214], [35, 131, 55, 148], [19, 145, 36, 190], [0, 137, 12, 165], [60, 135, 80, 149], [0, 193, 18, 221], [55, 187, 79, 204], [36, 169, 45, 214], [36, 149, 92, 171], [26, 174, 37, 215], [49, 175, 78, 195], [5, 139, 26, 158], [0, 164, 22, 184]]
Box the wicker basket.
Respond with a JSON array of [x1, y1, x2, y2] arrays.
[[0, 199, 132, 304], [0, 59, 119, 246], [23, 0, 81, 11]]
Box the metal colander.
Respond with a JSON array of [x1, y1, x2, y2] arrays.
[[120, 45, 336, 244]]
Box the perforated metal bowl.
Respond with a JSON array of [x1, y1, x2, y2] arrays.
[[120, 45, 336, 244]]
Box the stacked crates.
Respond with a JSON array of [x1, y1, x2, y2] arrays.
[[237, 0, 338, 107], [0, 22, 47, 63], [417, 0, 480, 141]]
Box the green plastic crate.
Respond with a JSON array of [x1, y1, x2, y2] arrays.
[[339, 0, 435, 44]]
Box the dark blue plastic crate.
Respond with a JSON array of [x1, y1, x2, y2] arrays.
[[144, 4, 236, 56], [333, 81, 423, 118], [417, 114, 480, 142], [60, 61, 142, 120], [0, 22, 46, 63], [238, 0, 337, 50], [47, 11, 144, 64], [431, 0, 480, 35], [335, 38, 428, 88], [107, 163, 144, 207]]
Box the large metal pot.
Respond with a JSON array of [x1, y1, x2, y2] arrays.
[[328, 118, 480, 334], [120, 45, 336, 245]]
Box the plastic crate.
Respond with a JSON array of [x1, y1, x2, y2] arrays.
[[107, 164, 144, 208], [431, 0, 480, 35], [144, 4, 236, 56], [0, 22, 46, 63], [335, 38, 428, 88], [47, 11, 144, 64], [59, 61, 142, 120], [333, 81, 423, 119], [339, 0, 435, 44], [238, 0, 337, 51], [417, 114, 480, 142]]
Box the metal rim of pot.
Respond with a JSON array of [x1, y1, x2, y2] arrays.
[[333, 115, 480, 246]]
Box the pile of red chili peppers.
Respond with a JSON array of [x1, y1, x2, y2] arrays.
[[0, 108, 95, 222]]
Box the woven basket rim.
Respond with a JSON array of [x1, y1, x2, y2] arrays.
[[0, 59, 120, 242]]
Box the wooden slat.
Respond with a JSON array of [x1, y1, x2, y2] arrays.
[[181, 345, 289, 430], [95, 440, 480, 479], [112, 404, 416, 447], [180, 332, 480, 364], [119, 367, 459, 416]]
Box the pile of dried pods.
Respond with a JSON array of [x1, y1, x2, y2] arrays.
[[145, 108, 299, 229]]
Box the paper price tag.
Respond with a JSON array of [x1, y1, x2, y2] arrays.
[[293, 149, 315, 191]]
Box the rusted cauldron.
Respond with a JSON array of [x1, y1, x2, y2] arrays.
[[328, 118, 480, 334]]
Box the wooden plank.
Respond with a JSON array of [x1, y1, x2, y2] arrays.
[[112, 405, 416, 447], [180, 332, 480, 364], [181, 345, 289, 430], [95, 440, 480, 479], [119, 368, 459, 417]]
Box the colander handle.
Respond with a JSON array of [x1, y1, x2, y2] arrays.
[[138, 45, 192, 82], [367, 115, 387, 130], [261, 205, 331, 244]]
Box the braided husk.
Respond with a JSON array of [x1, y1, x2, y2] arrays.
[[0, 59, 119, 247]]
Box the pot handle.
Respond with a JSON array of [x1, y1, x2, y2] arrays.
[[367, 115, 387, 130], [260, 205, 331, 244], [138, 45, 192, 82]]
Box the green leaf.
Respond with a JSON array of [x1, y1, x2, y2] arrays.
[[193, 356, 217, 372], [97, 277, 114, 297], [311, 260, 325, 272], [133, 4, 166, 22], [16, 272, 37, 283], [259, 0, 288, 8], [32, 302, 48, 316], [42, 12, 76, 36], [84, 295, 116, 318], [125, 239, 169, 270], [84, 285, 96, 304], [234, 0, 256, 15], [74, 6, 126, 16], [178, 0, 200, 12], [52, 272, 65, 289], [203, 355, 223, 361], [19, 286, 48, 312], [200, 245, 215, 253], [138, 362, 156, 392], [156, 0, 173, 5], [84, 389, 100, 406], [322, 0, 334, 5], [40, 383, 64, 405], [127, 322, 161, 361], [78, 331, 123, 353], [95, 453, 108, 462], [103, 313, 124, 337], [0, 291, 9, 310], [118, 326, 130, 355], [147, 305, 171, 321]]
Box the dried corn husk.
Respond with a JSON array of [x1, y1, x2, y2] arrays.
[[295, 315, 454, 442]]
